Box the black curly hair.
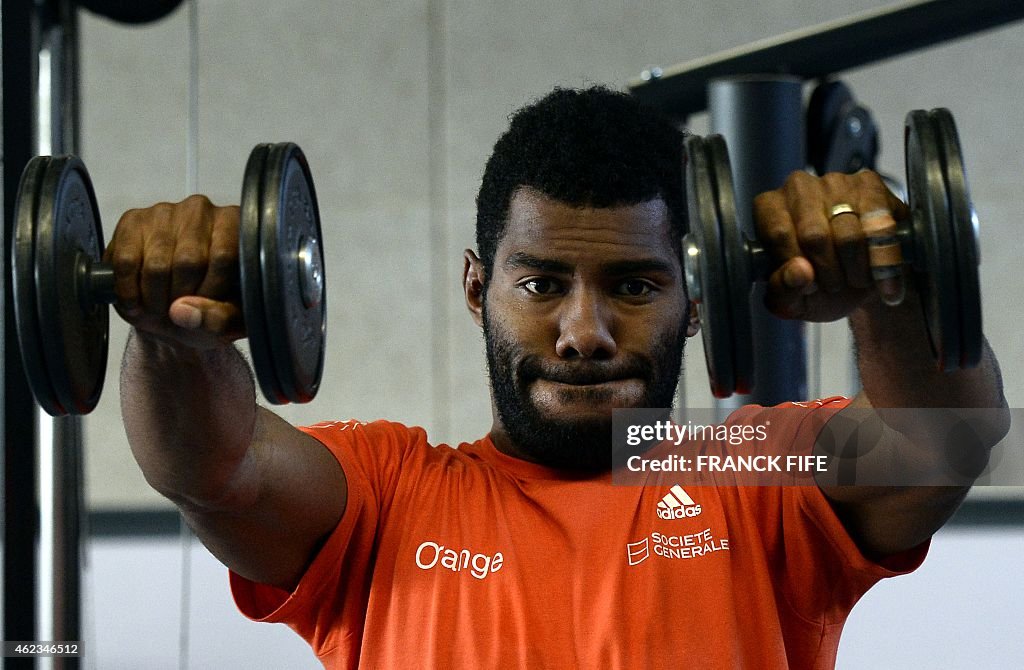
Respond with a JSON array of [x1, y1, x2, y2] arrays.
[[475, 86, 687, 276]]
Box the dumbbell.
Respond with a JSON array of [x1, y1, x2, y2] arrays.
[[683, 108, 981, 398], [11, 143, 327, 416]]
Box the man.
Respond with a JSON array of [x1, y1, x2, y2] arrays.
[[113, 87, 1006, 668]]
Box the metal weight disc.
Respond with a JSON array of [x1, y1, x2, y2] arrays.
[[684, 135, 736, 398], [931, 109, 982, 368], [905, 110, 960, 371], [12, 156, 108, 415], [239, 143, 326, 404], [707, 135, 755, 394]]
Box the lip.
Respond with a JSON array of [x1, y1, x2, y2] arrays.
[[540, 378, 636, 389], [530, 377, 646, 413]]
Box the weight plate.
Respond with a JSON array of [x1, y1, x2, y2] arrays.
[[931, 109, 982, 368], [905, 110, 960, 371], [684, 135, 736, 398], [13, 156, 108, 415], [240, 143, 326, 404], [240, 145, 283, 402], [707, 135, 755, 395]]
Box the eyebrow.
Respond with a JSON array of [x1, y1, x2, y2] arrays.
[[503, 252, 676, 276], [504, 252, 573, 274]]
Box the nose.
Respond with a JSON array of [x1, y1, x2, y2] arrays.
[[555, 289, 617, 359]]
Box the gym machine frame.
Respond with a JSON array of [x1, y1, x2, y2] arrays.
[[628, 0, 1024, 412], [2, 2, 185, 666]]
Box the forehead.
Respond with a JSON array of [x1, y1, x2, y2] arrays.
[[497, 187, 676, 266]]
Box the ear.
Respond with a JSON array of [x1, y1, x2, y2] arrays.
[[685, 300, 700, 337], [463, 249, 486, 327]]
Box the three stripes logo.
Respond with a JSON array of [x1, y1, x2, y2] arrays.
[[656, 485, 702, 520]]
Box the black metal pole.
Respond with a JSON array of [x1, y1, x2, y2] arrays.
[[709, 76, 807, 408], [2, 1, 42, 667]]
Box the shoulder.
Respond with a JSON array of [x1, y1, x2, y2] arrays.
[[299, 418, 487, 476]]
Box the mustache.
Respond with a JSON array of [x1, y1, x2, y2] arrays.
[[517, 356, 652, 385]]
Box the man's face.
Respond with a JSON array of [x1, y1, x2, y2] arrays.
[[466, 187, 694, 471]]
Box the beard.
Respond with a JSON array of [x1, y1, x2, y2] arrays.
[[483, 303, 686, 472]]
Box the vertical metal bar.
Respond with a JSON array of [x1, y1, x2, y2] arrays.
[[709, 76, 807, 409], [2, 0, 42, 665], [427, 0, 451, 440], [35, 3, 84, 669], [179, 4, 200, 668]]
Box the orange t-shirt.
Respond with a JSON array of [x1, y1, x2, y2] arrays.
[[231, 399, 927, 669]]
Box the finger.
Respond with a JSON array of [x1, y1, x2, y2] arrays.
[[797, 174, 843, 294], [829, 207, 870, 289], [853, 171, 906, 305], [199, 205, 240, 300], [753, 189, 803, 264], [140, 204, 176, 317], [107, 208, 145, 315], [170, 195, 213, 300], [764, 257, 814, 319], [169, 296, 244, 340]]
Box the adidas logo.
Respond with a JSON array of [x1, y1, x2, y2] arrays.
[[656, 485, 702, 519]]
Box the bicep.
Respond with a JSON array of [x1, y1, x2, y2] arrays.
[[182, 407, 348, 591]]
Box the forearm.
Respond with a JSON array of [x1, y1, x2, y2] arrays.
[[821, 290, 1009, 555], [851, 289, 1006, 411], [121, 328, 260, 510]]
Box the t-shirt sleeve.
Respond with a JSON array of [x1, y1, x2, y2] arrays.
[[229, 419, 425, 660]]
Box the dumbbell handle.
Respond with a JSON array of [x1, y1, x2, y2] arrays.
[[78, 256, 117, 306]]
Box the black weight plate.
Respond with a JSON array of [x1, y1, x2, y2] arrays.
[[13, 156, 108, 415], [240, 143, 326, 404], [240, 145, 283, 402], [905, 110, 960, 371], [684, 135, 736, 398], [707, 135, 755, 395], [931, 109, 982, 368]]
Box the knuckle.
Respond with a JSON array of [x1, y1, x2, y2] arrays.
[[853, 169, 883, 187], [183, 193, 213, 207], [783, 170, 811, 189], [151, 202, 175, 217], [753, 191, 776, 212], [833, 227, 863, 248], [797, 224, 829, 250], [173, 253, 206, 278], [764, 224, 791, 248], [142, 255, 172, 280], [821, 171, 850, 190], [173, 245, 206, 268], [112, 249, 138, 273], [208, 246, 237, 273]]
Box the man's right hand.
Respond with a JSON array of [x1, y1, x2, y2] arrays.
[[106, 194, 244, 349]]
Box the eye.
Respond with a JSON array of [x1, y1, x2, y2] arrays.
[[616, 279, 655, 297], [520, 277, 563, 295]]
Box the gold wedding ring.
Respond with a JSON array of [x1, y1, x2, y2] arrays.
[[828, 203, 857, 221]]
